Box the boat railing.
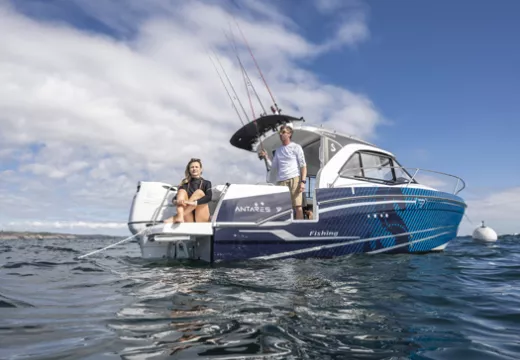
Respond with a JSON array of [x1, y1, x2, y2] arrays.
[[150, 184, 232, 225], [150, 186, 178, 226], [330, 166, 466, 195]]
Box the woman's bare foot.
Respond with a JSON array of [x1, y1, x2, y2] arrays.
[[163, 217, 174, 223], [173, 214, 184, 223]]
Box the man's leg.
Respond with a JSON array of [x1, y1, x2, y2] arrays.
[[277, 178, 303, 219], [301, 192, 309, 220], [294, 206, 304, 220], [290, 177, 304, 220]]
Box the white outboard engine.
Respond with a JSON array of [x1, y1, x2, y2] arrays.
[[128, 181, 178, 235]]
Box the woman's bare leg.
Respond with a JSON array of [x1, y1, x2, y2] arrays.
[[171, 189, 188, 223], [164, 189, 207, 223], [181, 190, 206, 216], [178, 190, 210, 222], [195, 204, 210, 222], [183, 212, 195, 222]]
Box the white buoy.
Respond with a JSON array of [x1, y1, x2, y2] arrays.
[[472, 221, 498, 242]]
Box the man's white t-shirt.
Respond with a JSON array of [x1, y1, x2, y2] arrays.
[[267, 142, 306, 182]]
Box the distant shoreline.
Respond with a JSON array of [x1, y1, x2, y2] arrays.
[[0, 231, 125, 240]]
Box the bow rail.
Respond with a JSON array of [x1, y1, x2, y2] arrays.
[[329, 166, 466, 195]]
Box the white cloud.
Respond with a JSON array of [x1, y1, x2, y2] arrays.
[[413, 172, 462, 194], [0, 0, 380, 234], [458, 187, 520, 236], [313, 0, 369, 52], [315, 0, 363, 14], [3, 1, 515, 240]]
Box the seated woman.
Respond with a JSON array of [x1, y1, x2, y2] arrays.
[[164, 158, 212, 223]]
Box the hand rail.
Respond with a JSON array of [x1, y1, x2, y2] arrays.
[[330, 166, 466, 195], [151, 185, 177, 225]]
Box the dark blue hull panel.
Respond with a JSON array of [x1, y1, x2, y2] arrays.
[[213, 186, 466, 262]]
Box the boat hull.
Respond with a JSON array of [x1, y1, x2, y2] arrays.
[[136, 185, 465, 262], [212, 186, 465, 261]]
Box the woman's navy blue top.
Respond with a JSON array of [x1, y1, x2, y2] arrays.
[[179, 178, 212, 205]]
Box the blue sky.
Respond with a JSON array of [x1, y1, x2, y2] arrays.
[[297, 0, 520, 190], [0, 0, 518, 235]]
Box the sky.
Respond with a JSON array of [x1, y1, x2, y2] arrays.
[[0, 0, 518, 236]]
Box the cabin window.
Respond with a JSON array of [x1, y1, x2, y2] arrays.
[[338, 150, 416, 185], [339, 153, 362, 177], [303, 140, 321, 177], [393, 161, 415, 183], [360, 153, 394, 182]]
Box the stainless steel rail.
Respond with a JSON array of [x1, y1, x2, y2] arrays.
[[330, 166, 466, 195]]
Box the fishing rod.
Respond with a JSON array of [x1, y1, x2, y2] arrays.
[[233, 16, 281, 115], [222, 26, 270, 171], [207, 51, 245, 126], [224, 28, 268, 117], [239, 51, 256, 120], [208, 47, 270, 171], [210, 49, 251, 124]]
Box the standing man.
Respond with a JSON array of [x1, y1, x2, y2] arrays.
[[258, 125, 307, 220]]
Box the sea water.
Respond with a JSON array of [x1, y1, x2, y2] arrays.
[[1, 235, 519, 359]]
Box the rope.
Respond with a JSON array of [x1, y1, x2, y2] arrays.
[[464, 213, 475, 225], [76, 228, 148, 260], [75, 184, 229, 260]]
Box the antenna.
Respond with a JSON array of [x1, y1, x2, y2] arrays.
[[207, 51, 245, 126], [233, 16, 281, 115]]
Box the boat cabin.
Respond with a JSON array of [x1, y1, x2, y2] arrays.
[[230, 115, 416, 206]]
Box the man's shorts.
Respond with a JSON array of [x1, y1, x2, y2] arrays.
[[277, 176, 302, 207]]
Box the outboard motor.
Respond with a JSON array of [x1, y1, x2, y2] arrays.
[[128, 181, 177, 235]]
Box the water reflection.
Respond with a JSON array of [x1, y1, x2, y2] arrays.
[[3, 236, 520, 359], [110, 256, 414, 359], [103, 238, 520, 359]]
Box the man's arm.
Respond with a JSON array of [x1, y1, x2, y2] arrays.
[[296, 144, 307, 182], [260, 150, 277, 172], [300, 164, 307, 182], [265, 157, 272, 171]]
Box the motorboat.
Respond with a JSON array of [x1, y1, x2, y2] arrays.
[[127, 114, 467, 262]]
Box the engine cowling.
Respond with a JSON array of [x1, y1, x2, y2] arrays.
[[128, 181, 177, 235]]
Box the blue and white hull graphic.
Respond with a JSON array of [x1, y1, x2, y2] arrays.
[[212, 185, 466, 262]]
